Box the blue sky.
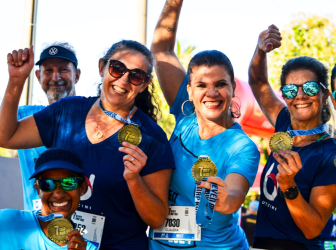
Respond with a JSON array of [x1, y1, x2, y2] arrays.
[[1, 0, 336, 105]]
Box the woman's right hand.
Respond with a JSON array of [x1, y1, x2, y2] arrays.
[[7, 46, 34, 84], [258, 24, 282, 53]]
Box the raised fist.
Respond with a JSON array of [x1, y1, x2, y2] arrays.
[[258, 24, 282, 53], [7, 46, 34, 83]]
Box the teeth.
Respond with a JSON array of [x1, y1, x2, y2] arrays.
[[113, 86, 126, 94], [204, 101, 221, 107], [296, 104, 310, 108], [52, 201, 68, 207]]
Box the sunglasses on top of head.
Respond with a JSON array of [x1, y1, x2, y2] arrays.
[[281, 81, 327, 99], [107, 59, 150, 86], [37, 177, 84, 192]]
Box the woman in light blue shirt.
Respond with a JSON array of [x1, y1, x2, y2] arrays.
[[149, 0, 260, 249], [0, 148, 97, 250]]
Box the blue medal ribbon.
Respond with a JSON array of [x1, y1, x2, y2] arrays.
[[35, 210, 63, 222], [99, 99, 137, 126], [287, 124, 327, 137], [194, 155, 218, 228]]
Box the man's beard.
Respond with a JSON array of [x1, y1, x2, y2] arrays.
[[46, 80, 74, 101]]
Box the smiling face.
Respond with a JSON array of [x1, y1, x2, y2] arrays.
[[34, 169, 86, 220], [99, 49, 151, 111], [35, 58, 80, 104], [284, 70, 326, 126], [187, 65, 235, 123]]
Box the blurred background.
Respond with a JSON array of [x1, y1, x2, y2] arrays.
[[1, 0, 336, 216]]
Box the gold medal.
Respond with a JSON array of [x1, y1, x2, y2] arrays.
[[47, 217, 73, 243], [269, 132, 293, 154], [118, 124, 142, 146], [191, 157, 217, 181]]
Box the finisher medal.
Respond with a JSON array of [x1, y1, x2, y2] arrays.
[[269, 132, 293, 154], [47, 217, 73, 243], [118, 124, 142, 146], [191, 156, 217, 181]]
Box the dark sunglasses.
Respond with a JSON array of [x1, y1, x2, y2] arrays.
[[108, 59, 150, 86], [38, 177, 83, 192], [281, 81, 327, 99]]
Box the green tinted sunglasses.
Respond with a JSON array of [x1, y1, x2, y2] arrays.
[[282, 81, 326, 99], [38, 177, 83, 192]]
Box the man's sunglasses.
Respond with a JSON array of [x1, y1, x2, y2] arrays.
[[38, 177, 84, 192], [281, 81, 327, 99], [108, 59, 150, 86]]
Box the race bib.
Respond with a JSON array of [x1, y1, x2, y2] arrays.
[[72, 210, 105, 248], [153, 206, 201, 241]]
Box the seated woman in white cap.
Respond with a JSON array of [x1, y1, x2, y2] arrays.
[[0, 148, 98, 250]]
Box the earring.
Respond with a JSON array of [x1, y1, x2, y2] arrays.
[[181, 100, 195, 117]]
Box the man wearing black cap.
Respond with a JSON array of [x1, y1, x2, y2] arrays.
[[17, 42, 81, 211], [35, 42, 81, 103]]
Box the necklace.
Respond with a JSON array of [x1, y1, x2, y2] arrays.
[[296, 133, 330, 153], [95, 120, 119, 139]]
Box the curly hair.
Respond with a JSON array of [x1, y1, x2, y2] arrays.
[[97, 40, 159, 122]]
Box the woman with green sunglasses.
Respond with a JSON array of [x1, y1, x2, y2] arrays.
[[0, 148, 97, 250], [248, 25, 336, 250]]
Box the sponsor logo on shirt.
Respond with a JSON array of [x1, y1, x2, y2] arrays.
[[262, 163, 278, 211], [263, 163, 278, 201]]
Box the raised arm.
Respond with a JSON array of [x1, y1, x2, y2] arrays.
[[248, 25, 285, 127], [0, 47, 43, 149], [151, 0, 186, 107]]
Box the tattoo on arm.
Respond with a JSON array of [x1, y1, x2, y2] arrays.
[[167, 22, 177, 32]]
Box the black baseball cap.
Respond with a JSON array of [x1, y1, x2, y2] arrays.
[[29, 148, 84, 180], [35, 46, 78, 68]]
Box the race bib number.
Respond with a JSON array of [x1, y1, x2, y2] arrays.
[[72, 210, 105, 248], [153, 206, 201, 241]]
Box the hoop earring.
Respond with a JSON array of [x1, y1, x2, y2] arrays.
[[181, 100, 195, 117]]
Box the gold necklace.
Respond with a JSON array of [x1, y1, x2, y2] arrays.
[[95, 120, 119, 139]]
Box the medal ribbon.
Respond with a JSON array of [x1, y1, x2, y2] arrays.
[[287, 124, 326, 137], [195, 182, 218, 228], [35, 210, 63, 222], [179, 135, 218, 228], [99, 99, 137, 126]]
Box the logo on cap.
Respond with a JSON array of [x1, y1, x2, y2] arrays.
[[49, 47, 58, 55]]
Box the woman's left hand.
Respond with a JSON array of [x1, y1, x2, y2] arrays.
[[66, 230, 87, 250], [196, 176, 230, 212], [273, 150, 302, 191], [119, 141, 148, 181]]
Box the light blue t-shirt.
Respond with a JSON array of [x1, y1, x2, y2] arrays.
[[149, 76, 260, 249], [17, 105, 47, 210], [0, 209, 98, 250]]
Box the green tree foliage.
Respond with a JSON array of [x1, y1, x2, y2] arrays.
[[269, 14, 336, 89], [154, 41, 195, 138]]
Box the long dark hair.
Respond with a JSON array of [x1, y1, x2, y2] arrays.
[[280, 56, 330, 123], [187, 50, 240, 118], [97, 40, 159, 122]]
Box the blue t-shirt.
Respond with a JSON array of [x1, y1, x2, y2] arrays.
[[0, 209, 97, 250], [149, 77, 260, 249], [255, 107, 336, 250], [18, 105, 47, 210], [33, 96, 175, 250]]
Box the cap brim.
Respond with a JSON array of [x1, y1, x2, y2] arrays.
[[35, 56, 77, 66], [29, 160, 84, 180]]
